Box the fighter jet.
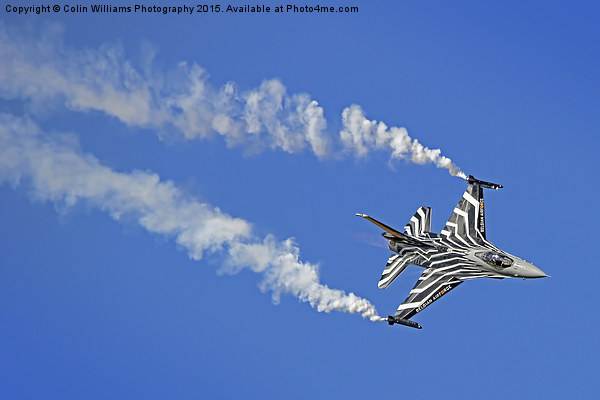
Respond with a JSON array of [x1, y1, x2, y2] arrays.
[[357, 176, 548, 329]]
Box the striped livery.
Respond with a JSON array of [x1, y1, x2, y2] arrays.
[[357, 176, 548, 328], [404, 206, 431, 237]]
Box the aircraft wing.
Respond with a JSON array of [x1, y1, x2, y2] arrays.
[[393, 265, 508, 321], [393, 268, 466, 320], [441, 176, 501, 245]]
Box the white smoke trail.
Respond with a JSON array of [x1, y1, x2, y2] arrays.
[[0, 113, 382, 322], [340, 105, 467, 179], [0, 22, 330, 158], [0, 22, 465, 178]]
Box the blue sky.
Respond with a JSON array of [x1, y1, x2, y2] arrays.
[[1, 1, 598, 399]]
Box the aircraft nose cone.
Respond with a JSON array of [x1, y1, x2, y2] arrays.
[[522, 264, 549, 278]]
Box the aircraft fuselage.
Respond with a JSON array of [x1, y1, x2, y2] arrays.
[[388, 233, 547, 280]]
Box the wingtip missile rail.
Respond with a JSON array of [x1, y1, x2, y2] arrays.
[[467, 175, 503, 190], [386, 315, 422, 329]]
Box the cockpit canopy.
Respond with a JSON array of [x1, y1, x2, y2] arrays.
[[478, 252, 513, 267]]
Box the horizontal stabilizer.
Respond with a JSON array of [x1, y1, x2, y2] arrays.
[[404, 206, 431, 236], [378, 254, 415, 289]]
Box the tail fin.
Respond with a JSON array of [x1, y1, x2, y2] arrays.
[[355, 214, 426, 246], [404, 207, 431, 237]]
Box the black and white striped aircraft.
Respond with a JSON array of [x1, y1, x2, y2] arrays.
[[357, 176, 548, 329]]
